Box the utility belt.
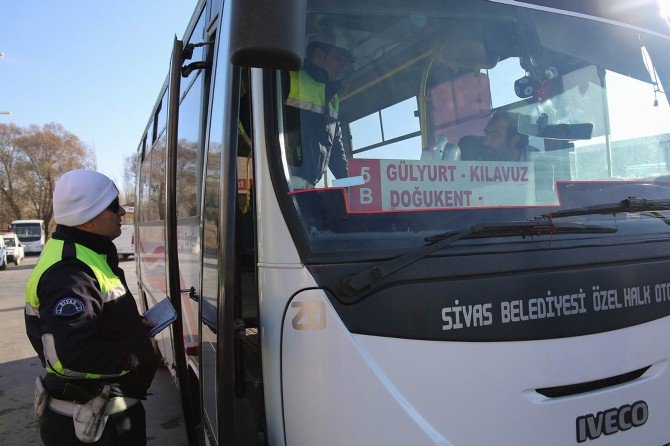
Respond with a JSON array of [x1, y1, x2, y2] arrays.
[[35, 376, 140, 443], [47, 394, 140, 417]]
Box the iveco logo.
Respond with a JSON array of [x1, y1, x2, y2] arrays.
[[576, 400, 648, 443]]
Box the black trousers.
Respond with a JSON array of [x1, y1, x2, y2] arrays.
[[40, 401, 146, 446]]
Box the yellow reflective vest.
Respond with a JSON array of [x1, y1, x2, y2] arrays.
[[25, 238, 131, 379]]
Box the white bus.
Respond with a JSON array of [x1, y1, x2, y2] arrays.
[[10, 219, 45, 254], [135, 0, 670, 444]]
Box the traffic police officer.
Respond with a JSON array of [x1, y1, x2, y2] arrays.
[[285, 28, 353, 188], [25, 169, 157, 445]]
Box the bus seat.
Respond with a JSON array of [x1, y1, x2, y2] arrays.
[[458, 135, 494, 161]]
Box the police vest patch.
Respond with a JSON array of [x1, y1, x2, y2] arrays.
[[54, 297, 85, 317]]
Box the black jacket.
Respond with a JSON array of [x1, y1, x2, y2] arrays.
[[284, 60, 349, 186], [25, 225, 157, 399]]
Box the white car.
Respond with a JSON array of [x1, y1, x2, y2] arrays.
[[113, 224, 134, 261], [2, 233, 25, 265], [0, 236, 7, 270]]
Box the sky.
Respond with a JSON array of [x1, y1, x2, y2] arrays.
[[0, 1, 198, 189]]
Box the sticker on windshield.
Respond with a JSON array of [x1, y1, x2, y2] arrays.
[[346, 158, 559, 212]]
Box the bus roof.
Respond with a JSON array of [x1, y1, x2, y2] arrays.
[[11, 220, 44, 224], [501, 0, 670, 36]]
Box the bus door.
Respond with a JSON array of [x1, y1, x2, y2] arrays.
[[166, 5, 211, 444], [199, 0, 264, 439], [200, 5, 263, 443]]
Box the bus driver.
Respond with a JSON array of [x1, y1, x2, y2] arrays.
[[461, 111, 535, 162]]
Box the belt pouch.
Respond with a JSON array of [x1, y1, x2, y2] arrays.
[[34, 376, 48, 418], [72, 384, 110, 443]]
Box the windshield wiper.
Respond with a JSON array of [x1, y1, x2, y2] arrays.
[[540, 197, 670, 219], [339, 220, 615, 300], [423, 221, 615, 243]]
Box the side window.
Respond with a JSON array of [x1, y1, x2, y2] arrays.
[[139, 151, 151, 223], [154, 95, 167, 143], [181, 13, 206, 96], [176, 11, 207, 219], [149, 133, 167, 221], [176, 75, 204, 218], [147, 118, 155, 148], [349, 97, 421, 160]]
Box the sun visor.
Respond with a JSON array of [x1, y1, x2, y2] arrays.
[[532, 12, 652, 84]]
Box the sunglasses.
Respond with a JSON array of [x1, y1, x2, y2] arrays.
[[106, 197, 120, 213]]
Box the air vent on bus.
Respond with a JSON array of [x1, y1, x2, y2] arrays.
[[535, 366, 650, 398]]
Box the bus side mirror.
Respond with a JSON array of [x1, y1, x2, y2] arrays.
[[229, 0, 306, 71]]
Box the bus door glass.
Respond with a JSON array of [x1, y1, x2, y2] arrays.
[[200, 19, 228, 444], [201, 68, 223, 442]]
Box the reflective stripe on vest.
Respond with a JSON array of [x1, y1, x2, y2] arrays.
[[25, 238, 130, 379], [286, 70, 339, 119], [42, 333, 129, 379]]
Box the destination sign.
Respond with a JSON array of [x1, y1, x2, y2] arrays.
[[346, 158, 560, 212]]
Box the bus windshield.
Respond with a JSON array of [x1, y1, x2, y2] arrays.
[[12, 224, 42, 241], [274, 0, 670, 259]]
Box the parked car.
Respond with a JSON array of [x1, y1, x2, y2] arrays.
[[113, 224, 134, 261], [0, 236, 7, 270], [113, 205, 135, 261], [2, 232, 25, 265]]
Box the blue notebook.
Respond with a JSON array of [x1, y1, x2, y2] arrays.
[[143, 298, 178, 337]]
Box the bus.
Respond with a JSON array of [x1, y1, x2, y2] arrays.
[[10, 219, 45, 254], [134, 0, 670, 444]]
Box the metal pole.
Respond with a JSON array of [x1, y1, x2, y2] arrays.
[[599, 69, 614, 177]]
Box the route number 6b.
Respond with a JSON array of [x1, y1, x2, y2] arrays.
[[290, 301, 326, 330]]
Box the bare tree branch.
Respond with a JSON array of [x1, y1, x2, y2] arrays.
[[0, 123, 96, 232]]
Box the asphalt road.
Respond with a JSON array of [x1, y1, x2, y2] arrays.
[[0, 254, 188, 445]]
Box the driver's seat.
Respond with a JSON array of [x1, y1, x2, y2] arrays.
[[458, 135, 495, 161]]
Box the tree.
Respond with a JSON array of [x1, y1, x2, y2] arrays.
[[0, 123, 96, 233], [122, 152, 139, 205], [0, 123, 25, 225]]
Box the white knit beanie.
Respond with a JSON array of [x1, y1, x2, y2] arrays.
[[53, 169, 119, 227]]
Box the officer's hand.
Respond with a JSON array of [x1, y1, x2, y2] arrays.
[[141, 317, 157, 334]]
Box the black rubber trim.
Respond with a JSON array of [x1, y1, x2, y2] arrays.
[[536, 366, 650, 398]]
